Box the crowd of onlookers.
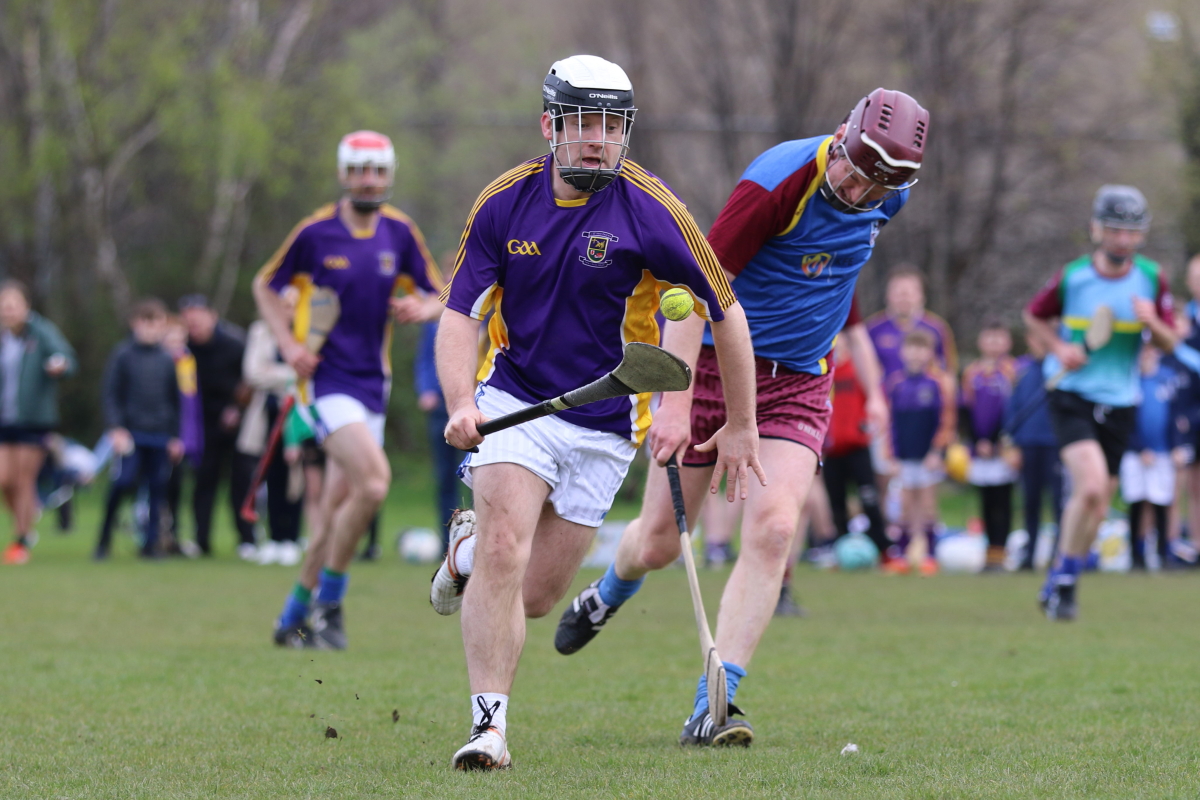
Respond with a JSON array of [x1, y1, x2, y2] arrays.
[[0, 286, 457, 566], [3, 260, 1200, 574]]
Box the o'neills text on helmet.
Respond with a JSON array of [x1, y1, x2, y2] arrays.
[[588, 93, 619, 99]]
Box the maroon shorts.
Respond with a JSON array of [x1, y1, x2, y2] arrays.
[[683, 345, 833, 466]]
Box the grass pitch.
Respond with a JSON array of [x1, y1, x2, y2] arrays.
[[1, 481, 1199, 799]]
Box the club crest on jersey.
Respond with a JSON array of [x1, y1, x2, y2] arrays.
[[580, 230, 619, 268], [378, 251, 396, 276], [801, 252, 832, 278]]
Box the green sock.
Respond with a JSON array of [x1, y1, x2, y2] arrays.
[[292, 583, 312, 604]]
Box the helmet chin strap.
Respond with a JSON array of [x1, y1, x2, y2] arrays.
[[350, 198, 385, 212]]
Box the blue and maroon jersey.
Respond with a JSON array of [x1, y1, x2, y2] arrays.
[[440, 155, 735, 444], [887, 367, 956, 461], [257, 201, 442, 413], [866, 311, 958, 384], [702, 135, 908, 375], [960, 356, 1017, 447]]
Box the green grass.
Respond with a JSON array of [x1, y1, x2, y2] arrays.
[[1, 470, 1198, 799]]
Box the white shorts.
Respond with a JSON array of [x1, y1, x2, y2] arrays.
[[898, 459, 944, 490], [305, 394, 385, 446], [967, 456, 1017, 487], [459, 385, 637, 528], [1119, 451, 1174, 505]]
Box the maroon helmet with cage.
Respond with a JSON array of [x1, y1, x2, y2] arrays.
[[842, 88, 929, 188]]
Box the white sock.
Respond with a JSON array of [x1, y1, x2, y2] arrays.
[[471, 692, 508, 735], [454, 534, 477, 576]]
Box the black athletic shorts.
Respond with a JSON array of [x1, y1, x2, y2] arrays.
[[1046, 390, 1135, 476]]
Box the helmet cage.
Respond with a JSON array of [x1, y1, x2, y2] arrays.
[[821, 140, 917, 214], [546, 104, 636, 193], [337, 132, 396, 211]]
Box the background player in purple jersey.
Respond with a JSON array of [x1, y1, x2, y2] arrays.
[[430, 55, 762, 770], [556, 88, 930, 747], [253, 130, 444, 649]]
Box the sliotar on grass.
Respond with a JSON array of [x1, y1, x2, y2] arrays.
[[1, 484, 1198, 799]]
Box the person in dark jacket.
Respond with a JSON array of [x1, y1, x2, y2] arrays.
[[1003, 333, 1064, 570], [0, 280, 77, 566], [95, 299, 184, 559], [179, 294, 253, 557]]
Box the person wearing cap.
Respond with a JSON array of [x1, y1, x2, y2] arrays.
[[1024, 185, 1177, 621], [432, 55, 761, 768], [554, 87, 930, 746], [253, 131, 444, 651], [178, 294, 255, 558]]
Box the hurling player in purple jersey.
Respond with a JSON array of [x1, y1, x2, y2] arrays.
[[253, 131, 443, 650], [556, 89, 930, 748], [430, 55, 762, 770]]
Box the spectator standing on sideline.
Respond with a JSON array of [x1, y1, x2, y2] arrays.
[[1003, 333, 1063, 570], [416, 320, 465, 548], [179, 294, 254, 558], [866, 267, 958, 384], [239, 289, 303, 566], [95, 300, 184, 559], [1120, 345, 1184, 569], [162, 317, 204, 555], [960, 318, 1019, 571], [0, 281, 77, 565], [886, 329, 955, 575]]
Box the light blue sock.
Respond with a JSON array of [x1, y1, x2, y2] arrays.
[[597, 562, 644, 608], [692, 661, 746, 720], [316, 568, 348, 604]]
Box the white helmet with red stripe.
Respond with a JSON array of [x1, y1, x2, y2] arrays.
[[337, 130, 396, 211]]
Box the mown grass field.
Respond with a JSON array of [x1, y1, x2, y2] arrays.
[[1, 464, 1198, 799]]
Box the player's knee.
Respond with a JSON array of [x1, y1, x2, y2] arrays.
[[743, 515, 797, 564], [475, 526, 524, 575], [1076, 479, 1108, 510], [358, 474, 390, 507], [523, 592, 557, 619], [637, 517, 683, 570]]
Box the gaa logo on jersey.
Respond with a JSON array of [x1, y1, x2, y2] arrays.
[[800, 252, 832, 278], [580, 230, 619, 268], [378, 251, 396, 276], [324, 255, 350, 270]]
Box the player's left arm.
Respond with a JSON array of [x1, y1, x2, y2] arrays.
[[390, 219, 446, 324], [844, 321, 888, 434], [1134, 274, 1178, 351]]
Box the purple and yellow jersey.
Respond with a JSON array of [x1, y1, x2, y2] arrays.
[[257, 201, 442, 413], [440, 155, 736, 444], [865, 311, 958, 384], [960, 356, 1017, 445], [1027, 254, 1173, 407], [701, 136, 908, 375], [887, 367, 956, 461]]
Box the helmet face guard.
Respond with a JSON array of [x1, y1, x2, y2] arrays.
[[542, 56, 636, 193], [546, 104, 636, 193], [823, 88, 928, 214], [337, 131, 396, 211], [821, 141, 917, 214]]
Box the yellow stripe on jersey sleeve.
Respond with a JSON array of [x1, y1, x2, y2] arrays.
[[778, 136, 832, 238], [439, 159, 546, 304], [381, 205, 445, 292], [618, 163, 737, 311], [255, 203, 338, 287]]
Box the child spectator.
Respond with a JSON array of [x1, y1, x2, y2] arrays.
[[960, 318, 1019, 571], [1004, 333, 1064, 570], [95, 299, 184, 559], [886, 329, 956, 574], [823, 336, 890, 557], [1120, 345, 1184, 569]]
